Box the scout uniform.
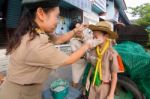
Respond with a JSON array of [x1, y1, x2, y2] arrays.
[[0, 1, 65, 99], [0, 30, 69, 99], [87, 43, 119, 99], [70, 28, 93, 84], [70, 37, 86, 84], [85, 21, 120, 99]]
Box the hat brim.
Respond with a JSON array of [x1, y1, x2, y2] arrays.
[[89, 25, 118, 39]]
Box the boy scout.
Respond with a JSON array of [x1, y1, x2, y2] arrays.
[[86, 21, 119, 99], [70, 19, 86, 88], [0, 0, 101, 99], [70, 19, 93, 88]]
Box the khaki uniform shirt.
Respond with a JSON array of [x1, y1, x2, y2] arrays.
[[7, 33, 68, 85], [87, 45, 119, 82], [70, 38, 84, 56]]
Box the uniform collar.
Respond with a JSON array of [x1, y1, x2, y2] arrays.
[[35, 28, 55, 42]]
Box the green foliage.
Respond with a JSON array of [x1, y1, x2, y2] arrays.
[[129, 3, 150, 26], [146, 30, 150, 47]]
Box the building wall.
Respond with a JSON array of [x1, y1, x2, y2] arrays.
[[92, 0, 107, 12], [6, 0, 22, 28], [0, 0, 129, 46], [55, 8, 82, 35], [106, 0, 115, 21], [63, 0, 91, 12], [83, 11, 99, 24]]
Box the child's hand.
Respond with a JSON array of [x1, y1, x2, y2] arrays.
[[85, 79, 90, 91], [107, 95, 114, 99], [74, 23, 88, 33]]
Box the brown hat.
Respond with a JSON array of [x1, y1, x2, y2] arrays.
[[89, 21, 118, 39]]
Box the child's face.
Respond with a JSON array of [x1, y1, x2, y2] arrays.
[[93, 31, 107, 44], [75, 23, 83, 38]]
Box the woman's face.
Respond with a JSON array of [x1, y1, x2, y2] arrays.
[[36, 7, 60, 33], [75, 23, 83, 38], [93, 31, 106, 44]]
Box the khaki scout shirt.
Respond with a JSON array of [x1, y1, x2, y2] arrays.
[[70, 38, 83, 52], [70, 38, 82, 50], [70, 37, 85, 61], [87, 45, 119, 82], [7, 33, 68, 85]]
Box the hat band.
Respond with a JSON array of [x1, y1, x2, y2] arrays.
[[97, 26, 111, 30]]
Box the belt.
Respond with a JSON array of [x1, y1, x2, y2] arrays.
[[102, 81, 110, 84], [5, 80, 40, 87]]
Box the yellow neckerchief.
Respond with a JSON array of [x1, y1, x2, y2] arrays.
[[92, 39, 110, 86]]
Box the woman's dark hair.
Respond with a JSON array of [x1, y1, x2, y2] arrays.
[[6, 7, 54, 55], [69, 19, 82, 30]]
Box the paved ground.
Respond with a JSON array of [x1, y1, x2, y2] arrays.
[[42, 66, 81, 99]]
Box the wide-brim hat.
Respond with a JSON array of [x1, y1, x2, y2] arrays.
[[22, 0, 60, 9], [89, 21, 118, 39]]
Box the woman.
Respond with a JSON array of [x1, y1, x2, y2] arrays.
[[85, 21, 119, 99], [0, 0, 101, 99]]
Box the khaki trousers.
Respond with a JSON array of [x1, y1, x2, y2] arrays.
[[88, 84, 110, 99], [0, 80, 42, 99]]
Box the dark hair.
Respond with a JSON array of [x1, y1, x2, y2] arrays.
[[69, 19, 82, 30], [6, 7, 54, 55], [100, 30, 108, 35]]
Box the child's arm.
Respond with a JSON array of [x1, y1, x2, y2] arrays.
[[107, 72, 117, 99], [86, 67, 92, 91], [107, 50, 119, 99]]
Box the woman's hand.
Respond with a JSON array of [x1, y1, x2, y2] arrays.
[[107, 95, 114, 99], [85, 39, 102, 49], [73, 23, 88, 34]]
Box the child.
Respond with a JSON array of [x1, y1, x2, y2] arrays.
[[70, 19, 93, 88], [85, 21, 119, 99]]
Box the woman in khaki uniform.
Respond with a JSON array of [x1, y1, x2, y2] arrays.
[[85, 21, 119, 99], [0, 0, 101, 99]]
